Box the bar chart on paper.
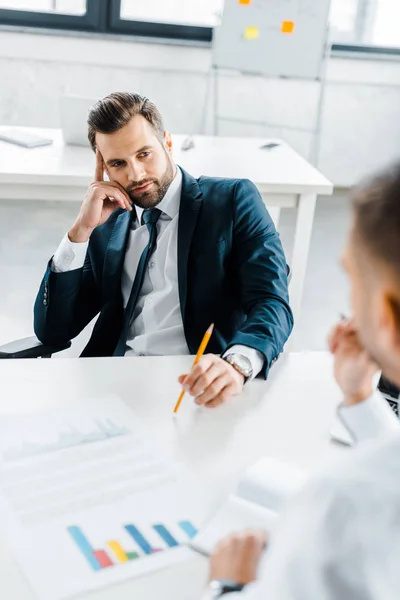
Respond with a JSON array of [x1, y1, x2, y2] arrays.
[[0, 396, 208, 600], [68, 520, 198, 571]]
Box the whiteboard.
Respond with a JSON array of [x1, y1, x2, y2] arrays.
[[213, 0, 331, 80]]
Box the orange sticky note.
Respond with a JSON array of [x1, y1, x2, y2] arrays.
[[244, 26, 259, 40], [281, 20, 295, 34], [239, 0, 252, 4]]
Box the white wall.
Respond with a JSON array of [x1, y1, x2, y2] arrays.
[[0, 29, 399, 186]]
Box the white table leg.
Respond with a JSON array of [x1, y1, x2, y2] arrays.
[[289, 193, 317, 323], [265, 205, 281, 229]]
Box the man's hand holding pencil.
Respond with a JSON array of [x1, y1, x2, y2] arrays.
[[174, 324, 245, 411]]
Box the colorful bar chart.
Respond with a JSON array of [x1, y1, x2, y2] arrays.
[[68, 520, 198, 572]]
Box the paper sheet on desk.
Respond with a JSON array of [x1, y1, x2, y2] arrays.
[[0, 396, 207, 600]]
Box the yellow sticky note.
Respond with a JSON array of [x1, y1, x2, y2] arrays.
[[281, 20, 295, 34], [239, 0, 252, 5], [244, 26, 259, 40]]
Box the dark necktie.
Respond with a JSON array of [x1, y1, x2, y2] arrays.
[[113, 208, 162, 356]]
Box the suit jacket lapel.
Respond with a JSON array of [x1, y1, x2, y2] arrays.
[[102, 209, 132, 303], [177, 168, 203, 321]]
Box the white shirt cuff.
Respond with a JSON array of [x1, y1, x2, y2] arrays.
[[51, 233, 89, 273], [223, 345, 264, 380], [338, 391, 400, 444]]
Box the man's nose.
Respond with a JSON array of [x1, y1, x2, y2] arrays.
[[127, 159, 146, 183]]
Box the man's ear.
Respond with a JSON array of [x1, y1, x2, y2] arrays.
[[164, 131, 173, 155], [386, 294, 400, 352]]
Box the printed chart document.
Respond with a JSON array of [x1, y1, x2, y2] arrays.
[[0, 396, 207, 600], [191, 457, 308, 556]]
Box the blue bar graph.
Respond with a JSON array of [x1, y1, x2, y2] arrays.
[[68, 521, 198, 571], [179, 520, 198, 539], [125, 524, 153, 555], [68, 526, 101, 571], [153, 524, 179, 548]]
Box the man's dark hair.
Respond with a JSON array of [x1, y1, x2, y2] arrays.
[[87, 92, 165, 151], [352, 162, 400, 272]]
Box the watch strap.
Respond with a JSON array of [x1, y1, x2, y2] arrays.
[[210, 579, 245, 597]]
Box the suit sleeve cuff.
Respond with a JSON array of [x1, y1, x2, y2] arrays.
[[338, 391, 400, 444], [51, 233, 88, 273], [223, 345, 264, 380]]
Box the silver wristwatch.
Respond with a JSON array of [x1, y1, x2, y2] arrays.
[[224, 353, 253, 380], [209, 579, 245, 598]]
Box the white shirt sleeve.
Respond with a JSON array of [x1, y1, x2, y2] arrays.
[[338, 391, 400, 444], [223, 345, 264, 380], [51, 233, 89, 273]]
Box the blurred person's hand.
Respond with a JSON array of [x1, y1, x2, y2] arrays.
[[209, 530, 267, 584], [69, 150, 132, 243], [328, 319, 379, 406]]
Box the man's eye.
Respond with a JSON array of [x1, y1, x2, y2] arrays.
[[139, 152, 151, 158], [112, 161, 124, 168]]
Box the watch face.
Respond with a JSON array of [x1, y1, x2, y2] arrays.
[[230, 355, 252, 377], [237, 355, 251, 372]]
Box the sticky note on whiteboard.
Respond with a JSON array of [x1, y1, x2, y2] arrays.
[[281, 21, 295, 34], [244, 26, 259, 40], [238, 0, 252, 4]]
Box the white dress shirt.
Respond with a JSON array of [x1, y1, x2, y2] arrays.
[[202, 392, 400, 600], [51, 168, 264, 374]]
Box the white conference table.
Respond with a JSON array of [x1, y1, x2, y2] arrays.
[[0, 352, 346, 600], [0, 126, 332, 321]]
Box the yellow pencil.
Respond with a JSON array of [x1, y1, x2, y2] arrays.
[[173, 323, 214, 414]]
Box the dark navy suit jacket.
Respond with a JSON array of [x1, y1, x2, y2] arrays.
[[34, 168, 293, 377]]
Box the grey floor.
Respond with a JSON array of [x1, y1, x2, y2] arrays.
[[0, 194, 351, 356]]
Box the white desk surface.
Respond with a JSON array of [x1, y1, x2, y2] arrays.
[[0, 127, 333, 196], [0, 352, 345, 600]]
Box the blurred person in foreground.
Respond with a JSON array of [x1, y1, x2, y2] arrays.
[[202, 162, 400, 599]]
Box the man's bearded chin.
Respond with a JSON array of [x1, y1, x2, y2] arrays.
[[127, 160, 175, 209]]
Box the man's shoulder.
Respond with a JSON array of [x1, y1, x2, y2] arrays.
[[179, 167, 260, 207], [193, 176, 259, 211], [196, 175, 255, 194]]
